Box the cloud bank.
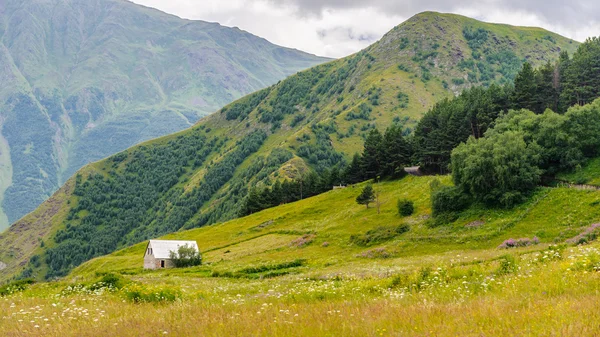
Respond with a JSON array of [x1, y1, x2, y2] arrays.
[[131, 0, 600, 58]]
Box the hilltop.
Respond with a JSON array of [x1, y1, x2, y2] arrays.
[[0, 0, 328, 229], [0, 12, 579, 281]]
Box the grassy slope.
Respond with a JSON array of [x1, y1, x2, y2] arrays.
[[0, 12, 580, 281], [72, 176, 600, 277], [558, 157, 600, 185], [0, 0, 328, 228], [4, 176, 600, 335]]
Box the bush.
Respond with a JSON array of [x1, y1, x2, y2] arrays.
[[0, 279, 35, 297], [427, 212, 459, 228], [397, 199, 414, 216], [350, 224, 409, 246], [430, 185, 471, 217], [451, 131, 542, 208], [567, 223, 600, 245], [125, 287, 180, 303], [169, 244, 202, 268], [498, 237, 540, 249], [89, 273, 126, 291]]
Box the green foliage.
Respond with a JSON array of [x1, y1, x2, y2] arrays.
[[356, 185, 375, 208], [561, 37, 600, 108], [345, 103, 373, 121], [240, 169, 343, 216], [451, 131, 542, 208], [223, 88, 272, 120], [125, 287, 181, 304], [397, 199, 414, 216], [413, 85, 512, 173], [496, 255, 518, 275], [430, 182, 471, 218], [44, 130, 266, 278], [89, 273, 126, 291], [297, 124, 345, 172], [211, 259, 305, 279], [169, 244, 202, 268], [463, 27, 489, 50], [361, 130, 384, 180], [0, 2, 327, 228], [350, 224, 410, 246], [0, 279, 35, 297]]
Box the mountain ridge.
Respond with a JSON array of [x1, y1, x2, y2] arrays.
[[0, 0, 329, 229], [0, 11, 580, 281]]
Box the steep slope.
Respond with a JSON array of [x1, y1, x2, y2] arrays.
[[0, 0, 328, 229], [0, 12, 579, 281]]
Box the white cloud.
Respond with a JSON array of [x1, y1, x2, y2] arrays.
[[130, 0, 597, 58]]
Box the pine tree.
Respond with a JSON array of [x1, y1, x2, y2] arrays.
[[512, 62, 537, 111], [381, 125, 411, 178], [361, 129, 383, 180], [344, 153, 364, 184], [356, 184, 375, 209]]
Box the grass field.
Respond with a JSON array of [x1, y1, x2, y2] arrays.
[[3, 175, 600, 336]]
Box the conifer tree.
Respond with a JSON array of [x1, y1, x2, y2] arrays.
[[356, 184, 375, 209], [361, 129, 383, 180], [344, 153, 364, 184], [512, 62, 537, 111], [381, 125, 410, 177]]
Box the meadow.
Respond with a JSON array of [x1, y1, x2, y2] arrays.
[[3, 175, 600, 336]]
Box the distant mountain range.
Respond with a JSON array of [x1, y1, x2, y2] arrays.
[[0, 0, 329, 229], [0, 11, 580, 281]]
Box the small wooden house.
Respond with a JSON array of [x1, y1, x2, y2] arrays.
[[143, 240, 199, 270]]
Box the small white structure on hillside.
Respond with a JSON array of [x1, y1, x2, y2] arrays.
[[143, 240, 199, 270]]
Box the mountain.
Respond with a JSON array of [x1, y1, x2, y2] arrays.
[[0, 0, 329, 230], [0, 12, 579, 281]]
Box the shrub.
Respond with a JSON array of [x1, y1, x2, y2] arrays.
[[567, 223, 600, 245], [427, 212, 459, 228], [430, 185, 471, 217], [89, 273, 126, 291], [496, 255, 517, 275], [350, 224, 409, 246], [0, 279, 35, 297], [498, 237, 540, 249], [125, 287, 180, 303], [169, 244, 202, 268], [397, 199, 414, 216], [289, 234, 315, 248], [356, 247, 394, 259]]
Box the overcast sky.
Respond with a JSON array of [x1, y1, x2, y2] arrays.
[[131, 0, 600, 58]]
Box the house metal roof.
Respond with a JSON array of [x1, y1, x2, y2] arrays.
[[146, 240, 199, 259]]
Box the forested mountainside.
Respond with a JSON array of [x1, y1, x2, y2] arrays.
[[0, 11, 579, 281], [0, 0, 328, 229]]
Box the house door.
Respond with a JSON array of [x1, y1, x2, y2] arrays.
[[161, 260, 165, 268]]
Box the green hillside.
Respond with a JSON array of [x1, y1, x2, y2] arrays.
[[0, 12, 579, 281], [4, 175, 600, 335], [0, 0, 328, 229], [70, 176, 600, 278]]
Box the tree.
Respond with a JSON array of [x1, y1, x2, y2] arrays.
[[512, 62, 537, 111], [361, 129, 383, 180], [169, 244, 202, 268], [451, 131, 542, 208], [381, 125, 411, 178], [344, 153, 364, 184], [356, 184, 375, 209]]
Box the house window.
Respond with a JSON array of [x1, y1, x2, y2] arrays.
[[160, 260, 165, 268]]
